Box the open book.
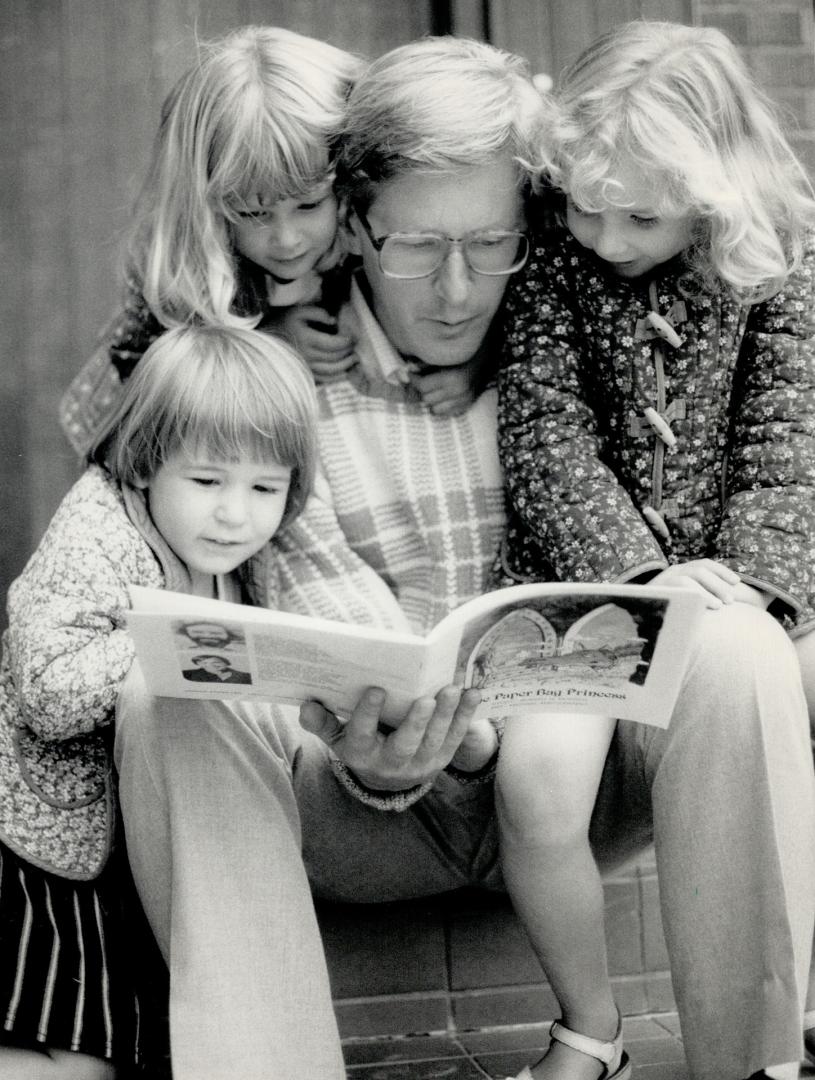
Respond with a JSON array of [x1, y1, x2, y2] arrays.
[[126, 582, 705, 728]]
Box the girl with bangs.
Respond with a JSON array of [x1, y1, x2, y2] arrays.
[[59, 25, 357, 459], [495, 20, 815, 1080], [60, 24, 475, 459], [0, 325, 317, 1078]]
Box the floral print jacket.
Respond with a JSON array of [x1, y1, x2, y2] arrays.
[[0, 466, 213, 880], [498, 224, 815, 635]]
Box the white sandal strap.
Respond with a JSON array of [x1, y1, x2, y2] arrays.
[[550, 1020, 619, 1066]]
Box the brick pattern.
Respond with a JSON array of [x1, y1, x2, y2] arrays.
[[695, 0, 815, 176], [317, 850, 673, 1039]]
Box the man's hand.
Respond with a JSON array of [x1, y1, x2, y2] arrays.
[[299, 685, 483, 790], [276, 305, 356, 379]]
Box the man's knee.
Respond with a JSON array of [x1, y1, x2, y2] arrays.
[[688, 603, 800, 685], [676, 604, 807, 744], [115, 660, 162, 766], [793, 629, 815, 738], [116, 662, 304, 770]]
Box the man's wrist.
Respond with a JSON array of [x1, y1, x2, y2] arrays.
[[330, 756, 434, 812]]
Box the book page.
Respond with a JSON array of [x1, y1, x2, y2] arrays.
[[126, 588, 460, 724], [127, 583, 704, 729], [440, 583, 703, 727]]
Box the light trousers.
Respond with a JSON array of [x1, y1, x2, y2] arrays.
[[115, 602, 815, 1080]]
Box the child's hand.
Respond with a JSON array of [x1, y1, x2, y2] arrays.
[[447, 714, 500, 774], [651, 558, 740, 609], [276, 305, 356, 381], [409, 364, 478, 416]]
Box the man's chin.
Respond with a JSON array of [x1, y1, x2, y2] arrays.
[[416, 337, 483, 369]]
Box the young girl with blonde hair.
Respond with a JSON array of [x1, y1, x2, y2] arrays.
[[0, 325, 317, 1078], [60, 24, 473, 457], [496, 20, 815, 1080], [60, 24, 353, 459]]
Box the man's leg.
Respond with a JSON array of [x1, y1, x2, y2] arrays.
[[591, 605, 815, 1080], [115, 665, 497, 1080], [115, 665, 346, 1080], [793, 629, 815, 1059]]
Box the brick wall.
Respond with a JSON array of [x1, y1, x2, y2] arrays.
[[694, 0, 815, 176]]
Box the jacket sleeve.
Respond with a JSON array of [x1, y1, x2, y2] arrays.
[[59, 274, 163, 456], [6, 483, 140, 741], [498, 239, 668, 583], [246, 470, 413, 632], [715, 237, 815, 613]]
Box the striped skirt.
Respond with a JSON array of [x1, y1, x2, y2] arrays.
[[0, 839, 144, 1064]]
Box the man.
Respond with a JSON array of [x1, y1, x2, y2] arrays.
[[114, 34, 814, 1080], [176, 621, 242, 650], [115, 36, 542, 1080], [181, 654, 252, 684]]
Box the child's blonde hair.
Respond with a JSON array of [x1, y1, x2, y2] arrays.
[[539, 20, 815, 299], [95, 325, 318, 529], [129, 26, 363, 328]]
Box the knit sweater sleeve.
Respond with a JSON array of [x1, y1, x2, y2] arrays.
[[714, 236, 815, 613], [249, 470, 412, 632], [498, 236, 667, 583], [6, 470, 147, 740]]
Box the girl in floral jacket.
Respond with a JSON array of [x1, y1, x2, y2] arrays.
[[0, 325, 316, 1078], [496, 22, 815, 1080]]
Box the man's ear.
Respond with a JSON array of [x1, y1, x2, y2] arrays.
[[339, 197, 363, 256]]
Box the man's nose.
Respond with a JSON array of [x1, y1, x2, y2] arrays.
[[434, 245, 472, 305]]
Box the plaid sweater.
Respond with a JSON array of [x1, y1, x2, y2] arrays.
[[249, 276, 507, 635]]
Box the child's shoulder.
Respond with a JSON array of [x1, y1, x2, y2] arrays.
[[41, 467, 130, 552], [8, 468, 139, 615], [63, 464, 125, 509]]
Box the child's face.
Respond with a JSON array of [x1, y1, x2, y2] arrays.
[[231, 178, 338, 283], [145, 450, 292, 578], [565, 160, 697, 280]]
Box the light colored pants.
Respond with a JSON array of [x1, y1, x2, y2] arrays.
[[115, 603, 815, 1080]]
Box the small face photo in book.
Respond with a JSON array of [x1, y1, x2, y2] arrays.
[[181, 653, 253, 685], [174, 620, 245, 651]]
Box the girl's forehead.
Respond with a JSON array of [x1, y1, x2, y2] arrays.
[[568, 155, 681, 213], [235, 174, 335, 211], [598, 159, 661, 208]]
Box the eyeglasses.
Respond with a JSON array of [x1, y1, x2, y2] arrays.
[[354, 206, 529, 280]]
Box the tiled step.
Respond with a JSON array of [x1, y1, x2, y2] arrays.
[[342, 1012, 689, 1078], [317, 851, 672, 1040]]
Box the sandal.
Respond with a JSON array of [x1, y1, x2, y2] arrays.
[[506, 1015, 632, 1080]]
